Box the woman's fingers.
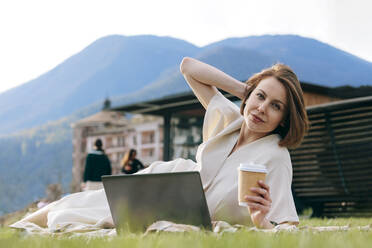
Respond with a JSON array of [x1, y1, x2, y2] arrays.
[[247, 202, 270, 213], [245, 195, 271, 207], [250, 187, 271, 202], [244, 180, 272, 214], [257, 180, 270, 193]]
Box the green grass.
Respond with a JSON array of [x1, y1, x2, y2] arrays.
[[1, 218, 371, 248]]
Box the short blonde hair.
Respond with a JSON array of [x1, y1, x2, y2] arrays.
[[240, 64, 309, 148]]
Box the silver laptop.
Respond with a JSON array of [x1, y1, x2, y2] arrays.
[[102, 171, 212, 233]]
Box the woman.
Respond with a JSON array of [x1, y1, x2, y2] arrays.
[[178, 57, 308, 228], [121, 149, 145, 174], [11, 58, 308, 232]]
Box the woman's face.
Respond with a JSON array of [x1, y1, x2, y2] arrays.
[[131, 151, 136, 159], [243, 77, 287, 137]]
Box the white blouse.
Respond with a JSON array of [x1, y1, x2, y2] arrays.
[[196, 91, 299, 224]]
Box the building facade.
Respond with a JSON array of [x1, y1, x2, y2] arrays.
[[71, 101, 163, 192]]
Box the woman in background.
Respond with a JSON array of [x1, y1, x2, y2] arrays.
[[121, 149, 145, 174]]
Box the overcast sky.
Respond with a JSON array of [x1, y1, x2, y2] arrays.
[[0, 0, 371, 94]]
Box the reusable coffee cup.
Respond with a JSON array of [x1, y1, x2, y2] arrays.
[[238, 163, 267, 207]]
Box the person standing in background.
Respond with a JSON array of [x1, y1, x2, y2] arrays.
[[82, 139, 112, 191], [121, 149, 144, 174]]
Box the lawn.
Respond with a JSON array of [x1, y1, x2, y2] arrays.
[[1, 218, 371, 248]]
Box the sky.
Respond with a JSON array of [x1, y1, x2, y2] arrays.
[[0, 0, 371, 94]]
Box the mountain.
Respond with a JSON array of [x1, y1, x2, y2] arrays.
[[111, 36, 372, 108], [0, 35, 200, 136], [1, 34, 372, 136], [0, 103, 100, 215], [111, 46, 276, 107], [203, 35, 372, 87]]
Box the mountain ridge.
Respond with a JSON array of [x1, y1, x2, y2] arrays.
[[0, 35, 200, 135], [204, 35, 372, 86], [1, 34, 372, 136]]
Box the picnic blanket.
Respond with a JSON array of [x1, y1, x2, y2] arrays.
[[11, 220, 371, 237]]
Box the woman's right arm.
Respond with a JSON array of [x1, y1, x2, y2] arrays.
[[180, 57, 247, 109]]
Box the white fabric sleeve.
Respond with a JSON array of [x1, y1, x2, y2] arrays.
[[202, 91, 242, 142], [265, 153, 299, 224]]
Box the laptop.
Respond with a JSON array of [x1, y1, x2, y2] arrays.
[[102, 171, 212, 233]]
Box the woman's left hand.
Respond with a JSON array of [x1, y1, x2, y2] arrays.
[[245, 180, 272, 228]]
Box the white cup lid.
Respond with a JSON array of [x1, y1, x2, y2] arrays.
[[238, 163, 267, 173]]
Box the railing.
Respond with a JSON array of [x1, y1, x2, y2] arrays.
[[290, 96, 372, 217]]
